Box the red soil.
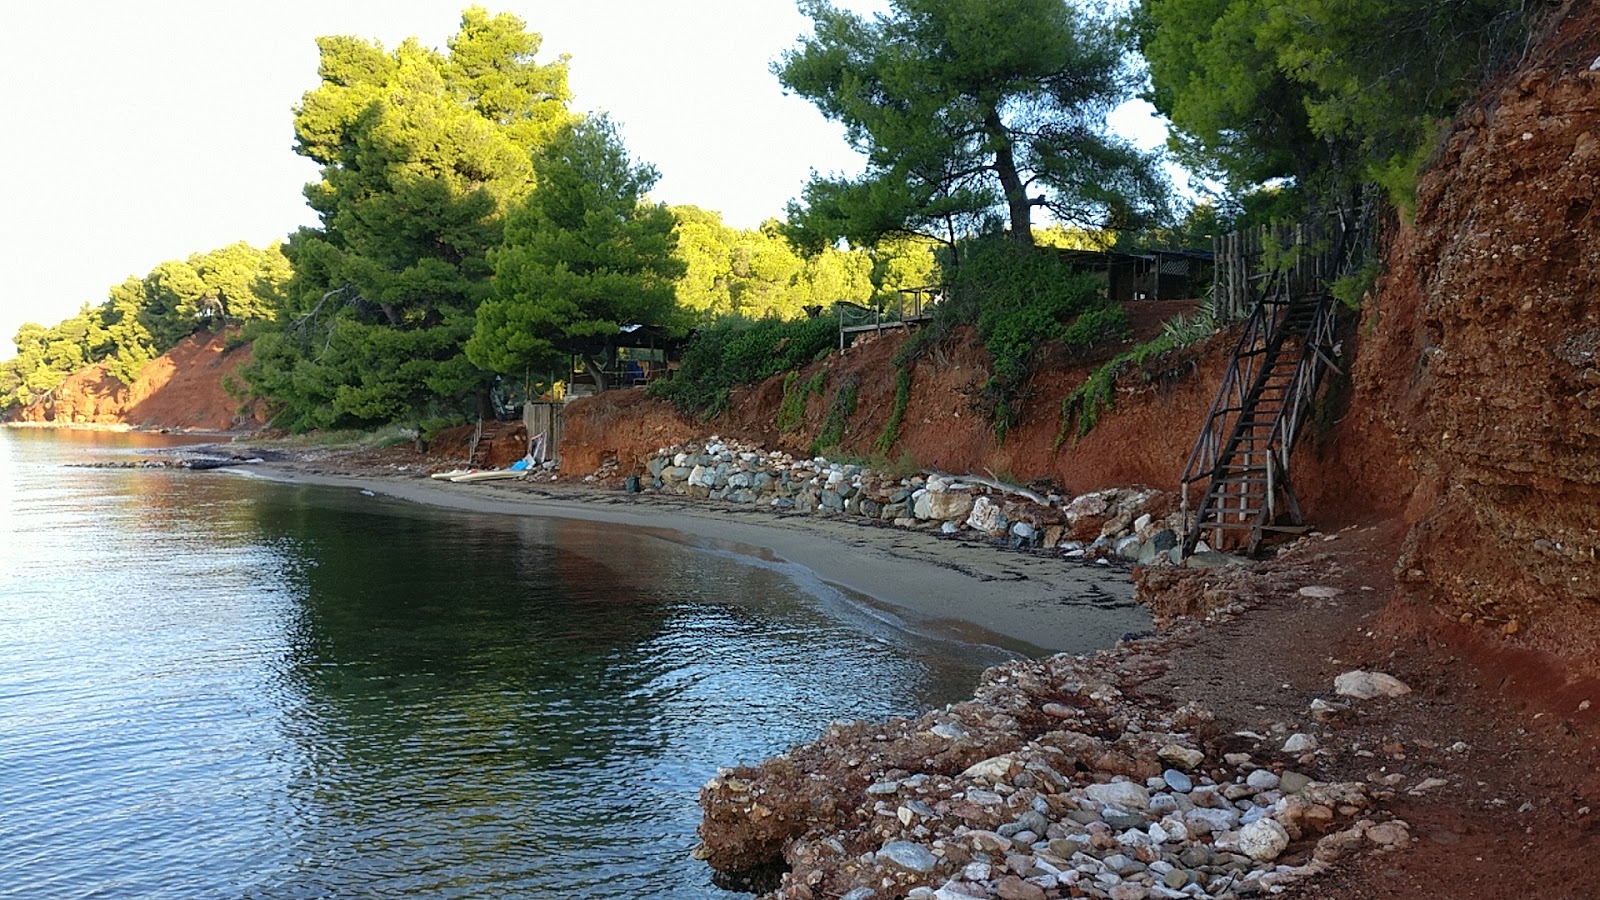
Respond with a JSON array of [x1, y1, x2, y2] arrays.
[[11, 329, 267, 432]]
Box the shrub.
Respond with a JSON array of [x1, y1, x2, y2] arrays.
[[648, 314, 836, 418]]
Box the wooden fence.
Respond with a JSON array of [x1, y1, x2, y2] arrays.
[[522, 401, 564, 464], [1212, 208, 1373, 320]]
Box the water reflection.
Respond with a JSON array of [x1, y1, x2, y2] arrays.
[[243, 481, 999, 897], [0, 429, 1015, 898]]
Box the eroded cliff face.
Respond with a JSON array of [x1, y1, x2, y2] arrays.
[[11, 330, 266, 432], [1360, 2, 1600, 671]]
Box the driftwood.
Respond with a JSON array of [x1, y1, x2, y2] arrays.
[[926, 469, 1052, 507]]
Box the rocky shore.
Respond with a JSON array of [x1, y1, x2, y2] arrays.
[[694, 594, 1417, 900], [229, 430, 1600, 899], [582, 436, 1207, 569]]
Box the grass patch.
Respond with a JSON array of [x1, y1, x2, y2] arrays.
[[811, 373, 859, 455], [1055, 333, 1182, 449], [873, 367, 914, 455], [776, 370, 826, 432]]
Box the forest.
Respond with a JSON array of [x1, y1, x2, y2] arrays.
[[0, 0, 1533, 436]]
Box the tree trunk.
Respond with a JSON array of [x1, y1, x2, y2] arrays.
[[475, 384, 495, 421], [986, 108, 1033, 243], [583, 352, 611, 393]]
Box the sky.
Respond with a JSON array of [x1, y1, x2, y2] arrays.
[[0, 0, 1170, 359]]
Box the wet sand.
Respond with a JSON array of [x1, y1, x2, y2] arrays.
[[251, 467, 1149, 656]]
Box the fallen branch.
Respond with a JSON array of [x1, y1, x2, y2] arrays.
[[926, 468, 1051, 506]]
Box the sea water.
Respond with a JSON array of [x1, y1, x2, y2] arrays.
[[0, 428, 1022, 898]]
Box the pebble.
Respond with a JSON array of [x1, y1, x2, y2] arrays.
[[1246, 769, 1281, 792], [1162, 769, 1194, 793], [878, 841, 938, 873], [1282, 733, 1319, 753], [1279, 770, 1313, 794], [964, 755, 1014, 781], [1334, 670, 1412, 699], [1366, 821, 1410, 848], [1238, 819, 1291, 862], [1086, 781, 1151, 810], [994, 875, 1046, 900], [1158, 744, 1206, 771]]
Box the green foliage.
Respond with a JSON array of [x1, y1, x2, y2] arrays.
[[778, 0, 1167, 249], [647, 314, 837, 418], [1056, 333, 1178, 447], [1160, 298, 1220, 344], [873, 367, 914, 455], [811, 373, 860, 455], [2, 242, 289, 413], [668, 210, 941, 324], [1331, 260, 1382, 310], [945, 236, 1131, 440], [776, 370, 826, 432], [468, 115, 683, 389], [1, 312, 100, 411], [245, 8, 573, 432], [1140, 0, 1529, 198]]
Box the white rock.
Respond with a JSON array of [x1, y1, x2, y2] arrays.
[[1282, 733, 1318, 753], [1184, 806, 1240, 833], [1133, 513, 1153, 533], [1334, 670, 1412, 700], [879, 840, 938, 873], [966, 495, 1007, 536], [1237, 819, 1290, 862], [1297, 585, 1342, 599], [962, 754, 1014, 782], [1247, 769, 1281, 791], [916, 489, 975, 522], [1086, 781, 1151, 810]]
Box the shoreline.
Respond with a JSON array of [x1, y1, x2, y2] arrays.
[[245, 463, 1149, 657]]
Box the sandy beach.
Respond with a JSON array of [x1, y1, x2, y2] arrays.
[[249, 464, 1149, 658]]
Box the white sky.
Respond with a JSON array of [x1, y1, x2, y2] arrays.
[[0, 0, 1171, 359]]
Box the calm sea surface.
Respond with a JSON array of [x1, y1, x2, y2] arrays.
[[0, 428, 1030, 899]]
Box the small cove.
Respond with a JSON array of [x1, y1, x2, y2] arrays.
[[0, 428, 1137, 897]]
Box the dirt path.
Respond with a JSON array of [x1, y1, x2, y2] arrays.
[[1137, 522, 1600, 899]]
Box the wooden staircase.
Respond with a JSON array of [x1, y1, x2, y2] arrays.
[[1180, 281, 1342, 555], [468, 417, 502, 467]]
